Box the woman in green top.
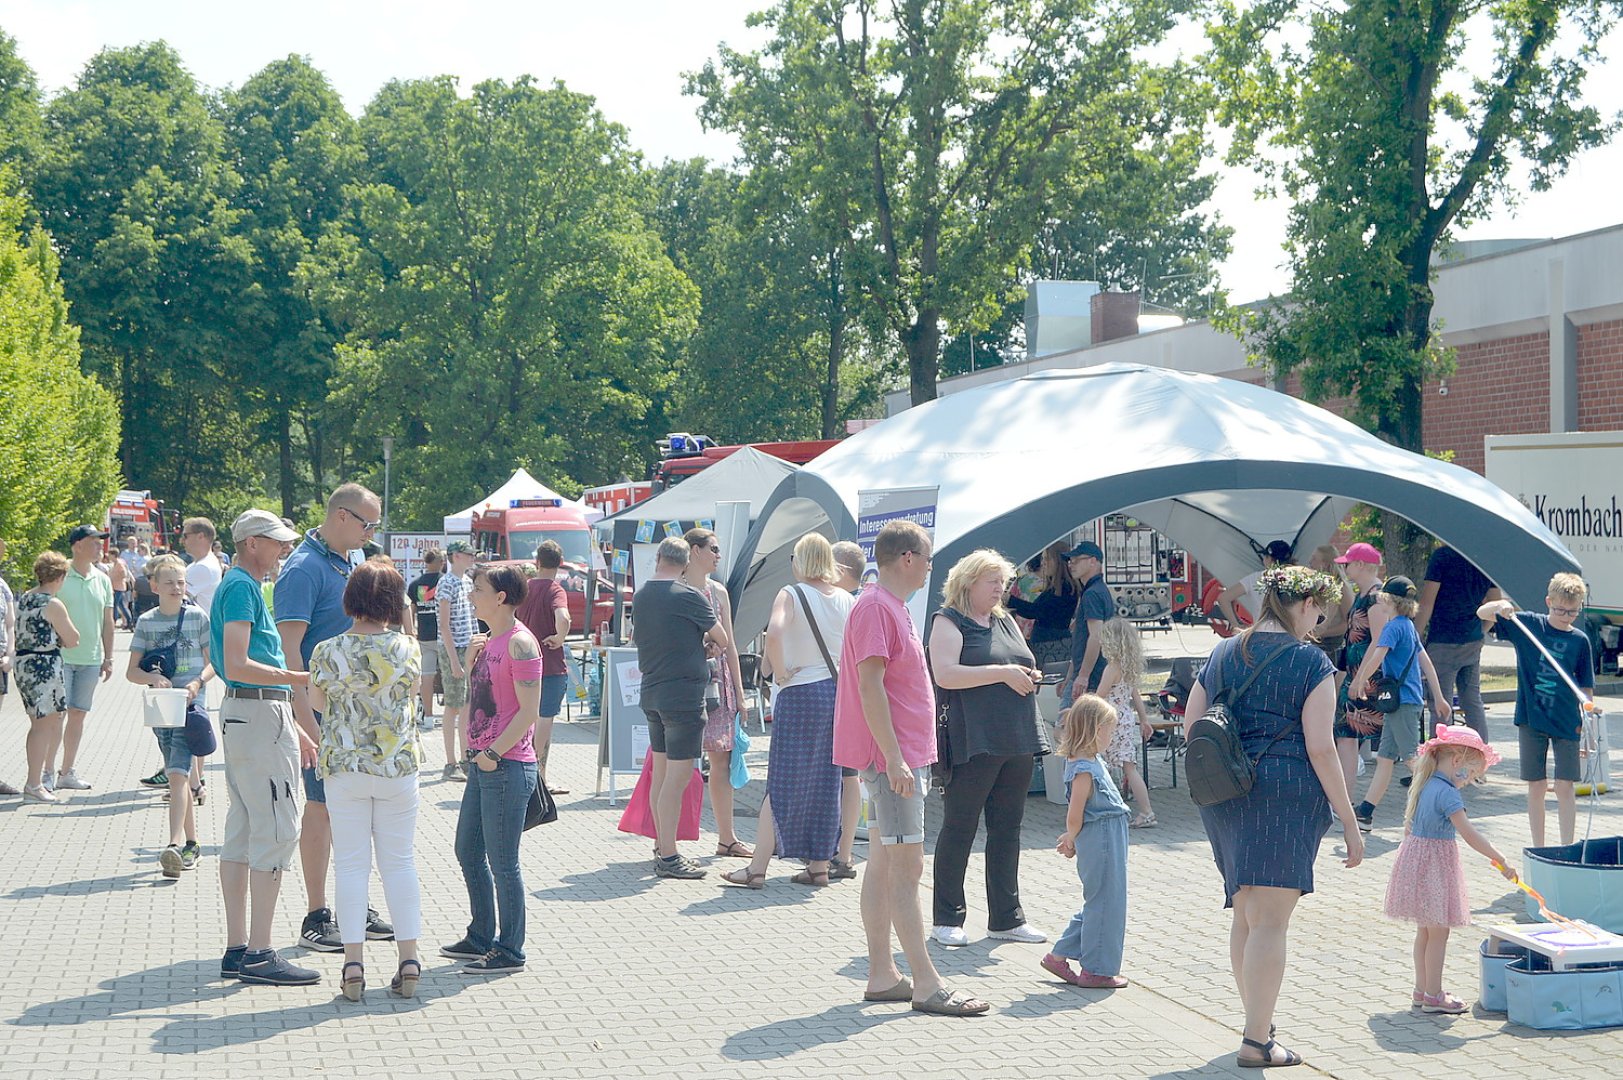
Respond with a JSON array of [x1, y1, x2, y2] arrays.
[[309, 560, 423, 1001]]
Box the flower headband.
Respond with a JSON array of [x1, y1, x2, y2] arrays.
[[1258, 565, 1343, 607]]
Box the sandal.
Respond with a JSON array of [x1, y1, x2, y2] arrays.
[[1129, 812, 1157, 829], [546, 784, 570, 795], [720, 867, 766, 890], [192, 779, 206, 806], [790, 868, 830, 887], [863, 976, 912, 1002], [1237, 1036, 1302, 1068], [341, 960, 365, 1002], [715, 841, 754, 858], [829, 858, 858, 880], [390, 958, 421, 998], [911, 987, 991, 1017], [1421, 991, 1467, 1014]]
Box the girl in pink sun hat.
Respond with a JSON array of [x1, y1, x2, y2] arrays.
[[1383, 724, 1517, 1013]]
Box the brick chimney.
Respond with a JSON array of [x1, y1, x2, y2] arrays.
[[1090, 290, 1141, 344]]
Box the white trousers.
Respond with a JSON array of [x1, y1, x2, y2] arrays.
[[325, 771, 422, 945]]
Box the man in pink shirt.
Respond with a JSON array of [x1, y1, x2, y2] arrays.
[[833, 520, 990, 1017]]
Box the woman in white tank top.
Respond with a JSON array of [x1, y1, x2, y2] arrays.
[[722, 534, 855, 889]]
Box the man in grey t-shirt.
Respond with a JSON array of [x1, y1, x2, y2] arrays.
[[633, 537, 727, 879]]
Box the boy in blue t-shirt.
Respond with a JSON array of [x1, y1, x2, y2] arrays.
[[1349, 576, 1451, 830], [1479, 572, 1595, 848]]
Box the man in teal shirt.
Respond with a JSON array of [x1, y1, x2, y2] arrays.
[[52, 524, 114, 790], [212, 509, 322, 987]]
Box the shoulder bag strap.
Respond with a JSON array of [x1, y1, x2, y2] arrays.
[[792, 585, 838, 684]]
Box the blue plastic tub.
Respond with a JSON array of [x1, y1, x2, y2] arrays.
[[1522, 836, 1623, 933], [1504, 954, 1623, 1030], [1479, 939, 1529, 1013]]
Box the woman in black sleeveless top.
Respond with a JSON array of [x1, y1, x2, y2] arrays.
[[926, 550, 1051, 947]]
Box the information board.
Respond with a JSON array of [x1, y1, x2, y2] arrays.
[[596, 646, 649, 802]]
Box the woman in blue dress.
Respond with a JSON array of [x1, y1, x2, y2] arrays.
[[1183, 565, 1365, 1069]]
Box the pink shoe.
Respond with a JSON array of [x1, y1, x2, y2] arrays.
[[1041, 953, 1126, 988], [1421, 992, 1467, 1014]]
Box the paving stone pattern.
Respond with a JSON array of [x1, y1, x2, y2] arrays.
[[2, 635, 1620, 1079]]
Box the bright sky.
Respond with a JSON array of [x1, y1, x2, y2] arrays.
[[5, 0, 1621, 303]]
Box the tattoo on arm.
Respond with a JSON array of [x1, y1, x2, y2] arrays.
[[510, 634, 540, 661], [515, 677, 540, 688]]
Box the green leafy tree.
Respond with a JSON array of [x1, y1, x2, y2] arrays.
[[0, 179, 121, 583], [0, 31, 44, 181], [33, 42, 260, 523], [307, 77, 699, 528], [1210, 0, 1618, 451], [692, 0, 1209, 405], [222, 55, 363, 518], [646, 159, 886, 440], [1209, 0, 1619, 570]]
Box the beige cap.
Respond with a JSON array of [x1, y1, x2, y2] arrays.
[[232, 509, 300, 544]]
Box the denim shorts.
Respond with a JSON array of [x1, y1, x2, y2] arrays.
[[63, 663, 102, 712], [153, 727, 193, 775], [540, 673, 569, 718], [858, 765, 930, 846]]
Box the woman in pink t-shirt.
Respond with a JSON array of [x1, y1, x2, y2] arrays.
[[442, 564, 542, 975]]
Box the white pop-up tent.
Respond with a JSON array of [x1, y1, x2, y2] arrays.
[[727, 362, 1580, 643], [442, 467, 603, 534]]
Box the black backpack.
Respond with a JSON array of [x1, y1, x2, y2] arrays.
[[1185, 639, 1297, 808]]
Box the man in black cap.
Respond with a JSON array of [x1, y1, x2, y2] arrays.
[[1059, 540, 1114, 708], [1216, 540, 1294, 630], [50, 524, 115, 790]]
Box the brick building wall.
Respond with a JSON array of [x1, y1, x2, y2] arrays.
[[1578, 318, 1623, 431], [1233, 317, 1623, 477]]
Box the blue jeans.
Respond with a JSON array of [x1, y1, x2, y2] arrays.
[[454, 757, 536, 963]]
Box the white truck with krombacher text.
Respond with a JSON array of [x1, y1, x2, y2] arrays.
[[1485, 430, 1623, 674]]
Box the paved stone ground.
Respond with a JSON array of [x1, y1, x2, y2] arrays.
[[2, 634, 1620, 1079]]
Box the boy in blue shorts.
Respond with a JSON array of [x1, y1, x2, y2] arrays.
[[1479, 572, 1594, 847]]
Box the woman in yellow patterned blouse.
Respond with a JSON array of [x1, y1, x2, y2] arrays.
[[309, 560, 423, 1001]]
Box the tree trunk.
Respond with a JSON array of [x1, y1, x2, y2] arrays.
[[821, 252, 844, 439], [904, 313, 940, 406], [278, 405, 296, 519]]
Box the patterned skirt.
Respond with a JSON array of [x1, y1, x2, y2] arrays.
[[1384, 835, 1471, 927], [702, 654, 739, 753], [765, 679, 842, 861]]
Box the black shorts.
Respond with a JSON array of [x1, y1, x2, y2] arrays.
[[1518, 725, 1582, 782], [644, 707, 705, 761], [841, 766, 858, 778]]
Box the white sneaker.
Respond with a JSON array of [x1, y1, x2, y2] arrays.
[[988, 923, 1049, 944], [1356, 757, 1367, 778], [41, 770, 55, 792], [55, 769, 92, 790], [931, 925, 970, 947], [23, 784, 56, 803]]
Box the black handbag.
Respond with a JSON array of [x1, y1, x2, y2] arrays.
[[138, 606, 185, 680], [1364, 645, 1419, 714], [524, 778, 557, 830], [1185, 640, 1297, 808]]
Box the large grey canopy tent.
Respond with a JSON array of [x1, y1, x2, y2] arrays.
[[727, 362, 1579, 642]]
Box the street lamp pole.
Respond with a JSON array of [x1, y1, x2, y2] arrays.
[[381, 436, 395, 552]]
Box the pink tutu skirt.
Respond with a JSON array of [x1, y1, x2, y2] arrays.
[[1384, 835, 1470, 927]]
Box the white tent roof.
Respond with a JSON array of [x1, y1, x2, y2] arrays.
[[728, 361, 1579, 642], [593, 446, 799, 540], [442, 467, 602, 534]]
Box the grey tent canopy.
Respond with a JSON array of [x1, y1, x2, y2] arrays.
[[727, 362, 1578, 643]]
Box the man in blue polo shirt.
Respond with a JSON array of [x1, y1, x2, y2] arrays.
[[275, 482, 391, 952], [1060, 540, 1114, 708]]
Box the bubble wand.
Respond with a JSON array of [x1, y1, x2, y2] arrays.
[[1491, 861, 1599, 940], [1506, 612, 1599, 716]]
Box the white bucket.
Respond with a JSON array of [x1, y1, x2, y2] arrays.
[[142, 688, 188, 728]]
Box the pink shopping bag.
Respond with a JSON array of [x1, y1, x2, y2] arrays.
[[616, 755, 704, 841]]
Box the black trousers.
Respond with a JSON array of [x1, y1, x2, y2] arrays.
[[932, 752, 1034, 931]]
